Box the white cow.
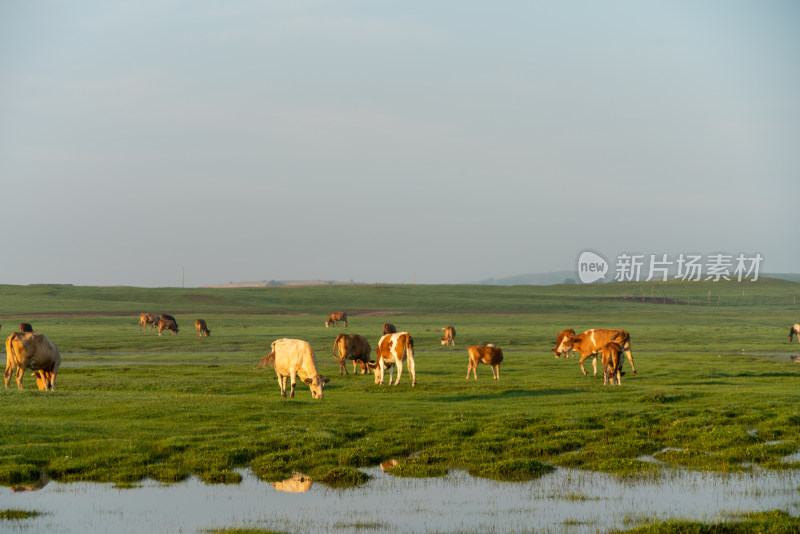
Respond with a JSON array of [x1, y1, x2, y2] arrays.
[[5, 331, 61, 390]]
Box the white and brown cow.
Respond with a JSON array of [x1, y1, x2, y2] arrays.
[[260, 338, 329, 398], [332, 333, 372, 375], [556, 329, 636, 376], [440, 326, 456, 346], [369, 332, 416, 387], [601, 341, 622, 386], [5, 331, 61, 390], [195, 319, 211, 337], [325, 312, 348, 328], [138, 313, 159, 333], [789, 324, 800, 342], [157, 317, 179, 336], [466, 344, 503, 380], [552, 328, 576, 358]]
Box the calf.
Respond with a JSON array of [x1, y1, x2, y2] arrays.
[[601, 342, 622, 386], [325, 312, 347, 328], [466, 344, 503, 380], [369, 332, 416, 386], [332, 334, 372, 375], [440, 326, 456, 346], [557, 329, 636, 376], [157, 317, 179, 336], [260, 338, 329, 398], [195, 319, 211, 337], [5, 331, 61, 390], [552, 328, 575, 358]]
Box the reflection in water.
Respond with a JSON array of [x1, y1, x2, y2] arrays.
[[271, 472, 312, 493], [380, 459, 400, 471], [9, 474, 50, 493], [5, 465, 800, 533]]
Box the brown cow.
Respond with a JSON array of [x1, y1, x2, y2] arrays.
[[383, 323, 397, 335], [552, 328, 576, 358], [157, 317, 179, 336], [369, 332, 416, 386], [138, 313, 159, 333], [19, 322, 33, 333], [332, 334, 372, 375], [195, 319, 211, 337], [556, 329, 637, 376], [259, 338, 329, 398], [440, 326, 456, 346], [601, 342, 622, 386], [5, 331, 61, 390], [466, 344, 503, 380], [789, 324, 800, 342], [325, 312, 348, 328]]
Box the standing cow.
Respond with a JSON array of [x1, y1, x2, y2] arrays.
[[601, 341, 623, 386], [259, 338, 329, 398], [556, 329, 637, 376], [325, 312, 348, 328], [369, 332, 416, 387], [440, 326, 456, 346], [5, 331, 61, 390], [157, 317, 179, 336], [195, 319, 211, 337], [466, 344, 503, 380], [138, 313, 159, 333], [332, 334, 372, 375]]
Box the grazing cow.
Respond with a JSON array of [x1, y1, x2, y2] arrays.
[[369, 332, 416, 386], [5, 331, 61, 390], [325, 312, 348, 328], [19, 322, 33, 333], [601, 342, 622, 386], [259, 338, 329, 398], [332, 334, 372, 375], [552, 328, 576, 358], [789, 324, 800, 342], [383, 323, 397, 335], [195, 319, 211, 337], [440, 326, 456, 346], [138, 313, 159, 332], [466, 344, 503, 380], [157, 317, 179, 336], [556, 329, 637, 376]]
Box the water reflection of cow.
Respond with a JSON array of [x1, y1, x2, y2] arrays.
[[271, 472, 312, 493], [10, 474, 51, 492]]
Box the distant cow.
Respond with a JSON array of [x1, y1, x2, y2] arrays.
[[466, 344, 503, 380], [195, 319, 211, 337], [552, 328, 576, 358], [259, 338, 329, 398], [325, 312, 347, 328], [19, 322, 33, 333], [5, 331, 61, 390], [369, 332, 416, 386], [789, 324, 800, 342], [383, 323, 397, 335], [157, 317, 179, 336], [332, 334, 372, 375], [138, 313, 159, 333], [601, 342, 622, 386], [440, 326, 456, 346], [556, 329, 636, 376]]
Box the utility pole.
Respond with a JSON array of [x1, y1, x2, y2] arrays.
[[182, 267, 185, 289]]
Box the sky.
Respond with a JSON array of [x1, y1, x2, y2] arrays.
[[1, 1, 798, 287]]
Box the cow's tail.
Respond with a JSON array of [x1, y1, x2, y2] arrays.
[[332, 334, 344, 362], [5, 331, 21, 371], [256, 344, 276, 370]]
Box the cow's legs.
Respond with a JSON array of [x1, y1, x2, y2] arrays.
[[622, 342, 637, 375], [578, 353, 592, 376], [15, 368, 24, 390], [466, 360, 474, 380], [4, 365, 13, 389], [406, 355, 416, 387], [289, 373, 297, 397], [277, 375, 287, 397], [378, 361, 385, 385], [393, 359, 403, 385], [492, 364, 500, 380]]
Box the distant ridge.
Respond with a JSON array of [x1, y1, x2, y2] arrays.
[[476, 271, 576, 286]]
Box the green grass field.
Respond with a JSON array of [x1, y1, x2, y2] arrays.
[[1, 279, 799, 500]]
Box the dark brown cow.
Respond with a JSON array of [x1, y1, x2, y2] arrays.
[[383, 323, 397, 335], [332, 334, 372, 375], [789, 324, 800, 342], [369, 332, 416, 386], [157, 317, 179, 336], [440, 326, 456, 346], [325, 312, 348, 328], [552, 328, 576, 358], [138, 313, 159, 333], [466, 344, 503, 380], [556, 329, 637, 376], [19, 322, 33, 333], [5, 331, 61, 390], [195, 319, 211, 337], [601, 341, 622, 386]]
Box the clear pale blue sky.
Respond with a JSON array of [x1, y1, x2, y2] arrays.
[[1, 1, 797, 286]]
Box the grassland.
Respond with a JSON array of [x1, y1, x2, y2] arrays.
[[0, 279, 799, 497]]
